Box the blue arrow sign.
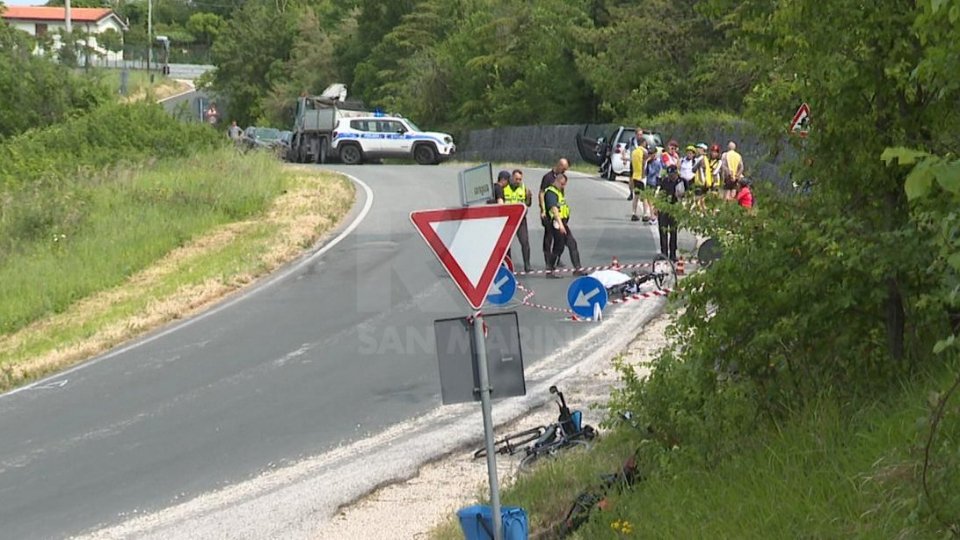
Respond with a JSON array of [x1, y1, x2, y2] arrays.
[[486, 264, 517, 305], [567, 276, 607, 318]]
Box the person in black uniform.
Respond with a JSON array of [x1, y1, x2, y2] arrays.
[[539, 158, 569, 268], [543, 172, 585, 278], [502, 169, 533, 272], [657, 164, 684, 262]]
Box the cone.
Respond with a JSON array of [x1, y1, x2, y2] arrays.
[[676, 257, 685, 275], [611, 256, 621, 270]]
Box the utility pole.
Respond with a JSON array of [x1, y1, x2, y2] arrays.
[[64, 0, 72, 33], [147, 0, 153, 83]]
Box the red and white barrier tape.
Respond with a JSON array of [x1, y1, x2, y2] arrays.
[[608, 288, 672, 304], [513, 259, 698, 277]]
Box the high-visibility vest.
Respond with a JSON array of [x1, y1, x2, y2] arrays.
[[694, 156, 717, 188], [545, 186, 569, 219], [503, 184, 526, 204]]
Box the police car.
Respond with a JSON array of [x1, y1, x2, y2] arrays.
[[331, 114, 456, 165]]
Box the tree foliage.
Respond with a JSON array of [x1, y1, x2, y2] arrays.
[[206, 0, 747, 129], [0, 19, 109, 140]]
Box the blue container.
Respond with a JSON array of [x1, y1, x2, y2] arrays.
[[456, 505, 528, 540]]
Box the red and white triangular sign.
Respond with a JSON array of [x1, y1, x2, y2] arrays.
[[410, 204, 526, 309], [790, 102, 811, 136]]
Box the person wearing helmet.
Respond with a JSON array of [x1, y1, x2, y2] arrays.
[[661, 140, 681, 171], [736, 176, 754, 209], [692, 143, 716, 211], [658, 164, 684, 262], [708, 144, 723, 188]]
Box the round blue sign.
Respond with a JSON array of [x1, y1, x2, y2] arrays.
[[486, 264, 517, 305], [566, 276, 607, 318]]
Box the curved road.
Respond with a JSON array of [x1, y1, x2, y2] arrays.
[[0, 164, 659, 539]]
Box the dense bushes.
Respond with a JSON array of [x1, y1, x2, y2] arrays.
[[0, 102, 225, 270]]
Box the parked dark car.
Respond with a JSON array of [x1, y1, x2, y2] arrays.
[[241, 127, 285, 153], [576, 125, 663, 181]]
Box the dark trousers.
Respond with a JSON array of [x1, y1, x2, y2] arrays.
[[507, 217, 531, 270], [658, 212, 678, 261], [548, 220, 581, 270], [542, 217, 554, 267]]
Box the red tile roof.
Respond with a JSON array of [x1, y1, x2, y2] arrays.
[[1, 6, 115, 24]]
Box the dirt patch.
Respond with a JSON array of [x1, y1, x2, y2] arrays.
[[320, 314, 673, 540], [0, 171, 354, 391]]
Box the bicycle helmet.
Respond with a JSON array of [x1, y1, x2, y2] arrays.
[[684, 145, 696, 153], [696, 143, 708, 150], [709, 143, 721, 153]]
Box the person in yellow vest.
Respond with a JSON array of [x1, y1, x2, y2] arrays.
[[692, 142, 716, 211], [720, 140, 744, 201], [502, 169, 533, 272], [544, 173, 585, 278]]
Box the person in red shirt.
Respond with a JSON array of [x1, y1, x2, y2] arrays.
[[736, 177, 754, 209]]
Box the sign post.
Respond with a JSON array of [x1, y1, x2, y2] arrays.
[[411, 203, 526, 540], [472, 309, 501, 539]]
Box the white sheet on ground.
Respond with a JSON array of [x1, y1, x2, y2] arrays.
[[589, 269, 632, 289]]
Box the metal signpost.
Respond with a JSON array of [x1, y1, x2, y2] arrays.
[[411, 200, 526, 540]]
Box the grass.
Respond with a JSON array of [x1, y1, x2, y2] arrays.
[[430, 369, 960, 539], [86, 67, 189, 101], [0, 151, 354, 391]]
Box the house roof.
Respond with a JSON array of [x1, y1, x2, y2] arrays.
[[1, 6, 122, 26]]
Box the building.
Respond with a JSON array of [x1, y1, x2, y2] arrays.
[[1, 6, 128, 62]]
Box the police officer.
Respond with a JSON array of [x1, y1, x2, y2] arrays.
[[539, 158, 569, 268], [544, 173, 585, 278], [658, 164, 684, 262], [503, 169, 533, 272]]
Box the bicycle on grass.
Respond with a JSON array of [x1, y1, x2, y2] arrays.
[[557, 412, 653, 537], [473, 386, 596, 471]]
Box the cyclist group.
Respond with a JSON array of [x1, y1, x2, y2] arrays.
[[491, 130, 755, 272], [624, 129, 754, 262]]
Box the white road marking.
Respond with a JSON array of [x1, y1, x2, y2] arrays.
[[2, 174, 375, 400]]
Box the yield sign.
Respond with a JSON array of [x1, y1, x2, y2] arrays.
[[790, 102, 811, 136], [411, 204, 526, 309]]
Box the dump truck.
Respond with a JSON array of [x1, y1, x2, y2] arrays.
[[288, 84, 368, 163]]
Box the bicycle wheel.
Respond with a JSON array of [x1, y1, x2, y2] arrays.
[[473, 426, 546, 459], [697, 237, 723, 267], [651, 254, 677, 291], [517, 439, 592, 473]]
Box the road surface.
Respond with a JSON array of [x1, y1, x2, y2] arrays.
[[0, 164, 660, 539]]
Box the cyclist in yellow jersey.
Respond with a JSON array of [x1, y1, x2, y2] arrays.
[[629, 138, 648, 221], [720, 140, 744, 201]]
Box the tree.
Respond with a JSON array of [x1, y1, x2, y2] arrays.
[[185, 12, 224, 46], [208, 0, 298, 125]]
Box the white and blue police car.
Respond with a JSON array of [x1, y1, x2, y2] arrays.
[[331, 113, 456, 165]]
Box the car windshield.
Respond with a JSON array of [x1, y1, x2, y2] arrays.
[[256, 128, 281, 141], [617, 128, 636, 146], [403, 119, 421, 132]]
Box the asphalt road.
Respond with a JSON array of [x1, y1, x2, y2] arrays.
[[0, 164, 659, 539]]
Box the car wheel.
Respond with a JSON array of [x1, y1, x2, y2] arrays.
[[339, 144, 363, 165], [414, 144, 438, 165]]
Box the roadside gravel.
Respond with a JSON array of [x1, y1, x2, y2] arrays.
[[321, 313, 672, 539]]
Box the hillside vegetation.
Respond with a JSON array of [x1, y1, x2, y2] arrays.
[[425, 0, 960, 537]]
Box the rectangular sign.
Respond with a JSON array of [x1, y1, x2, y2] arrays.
[[434, 311, 525, 405], [458, 163, 494, 206]]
